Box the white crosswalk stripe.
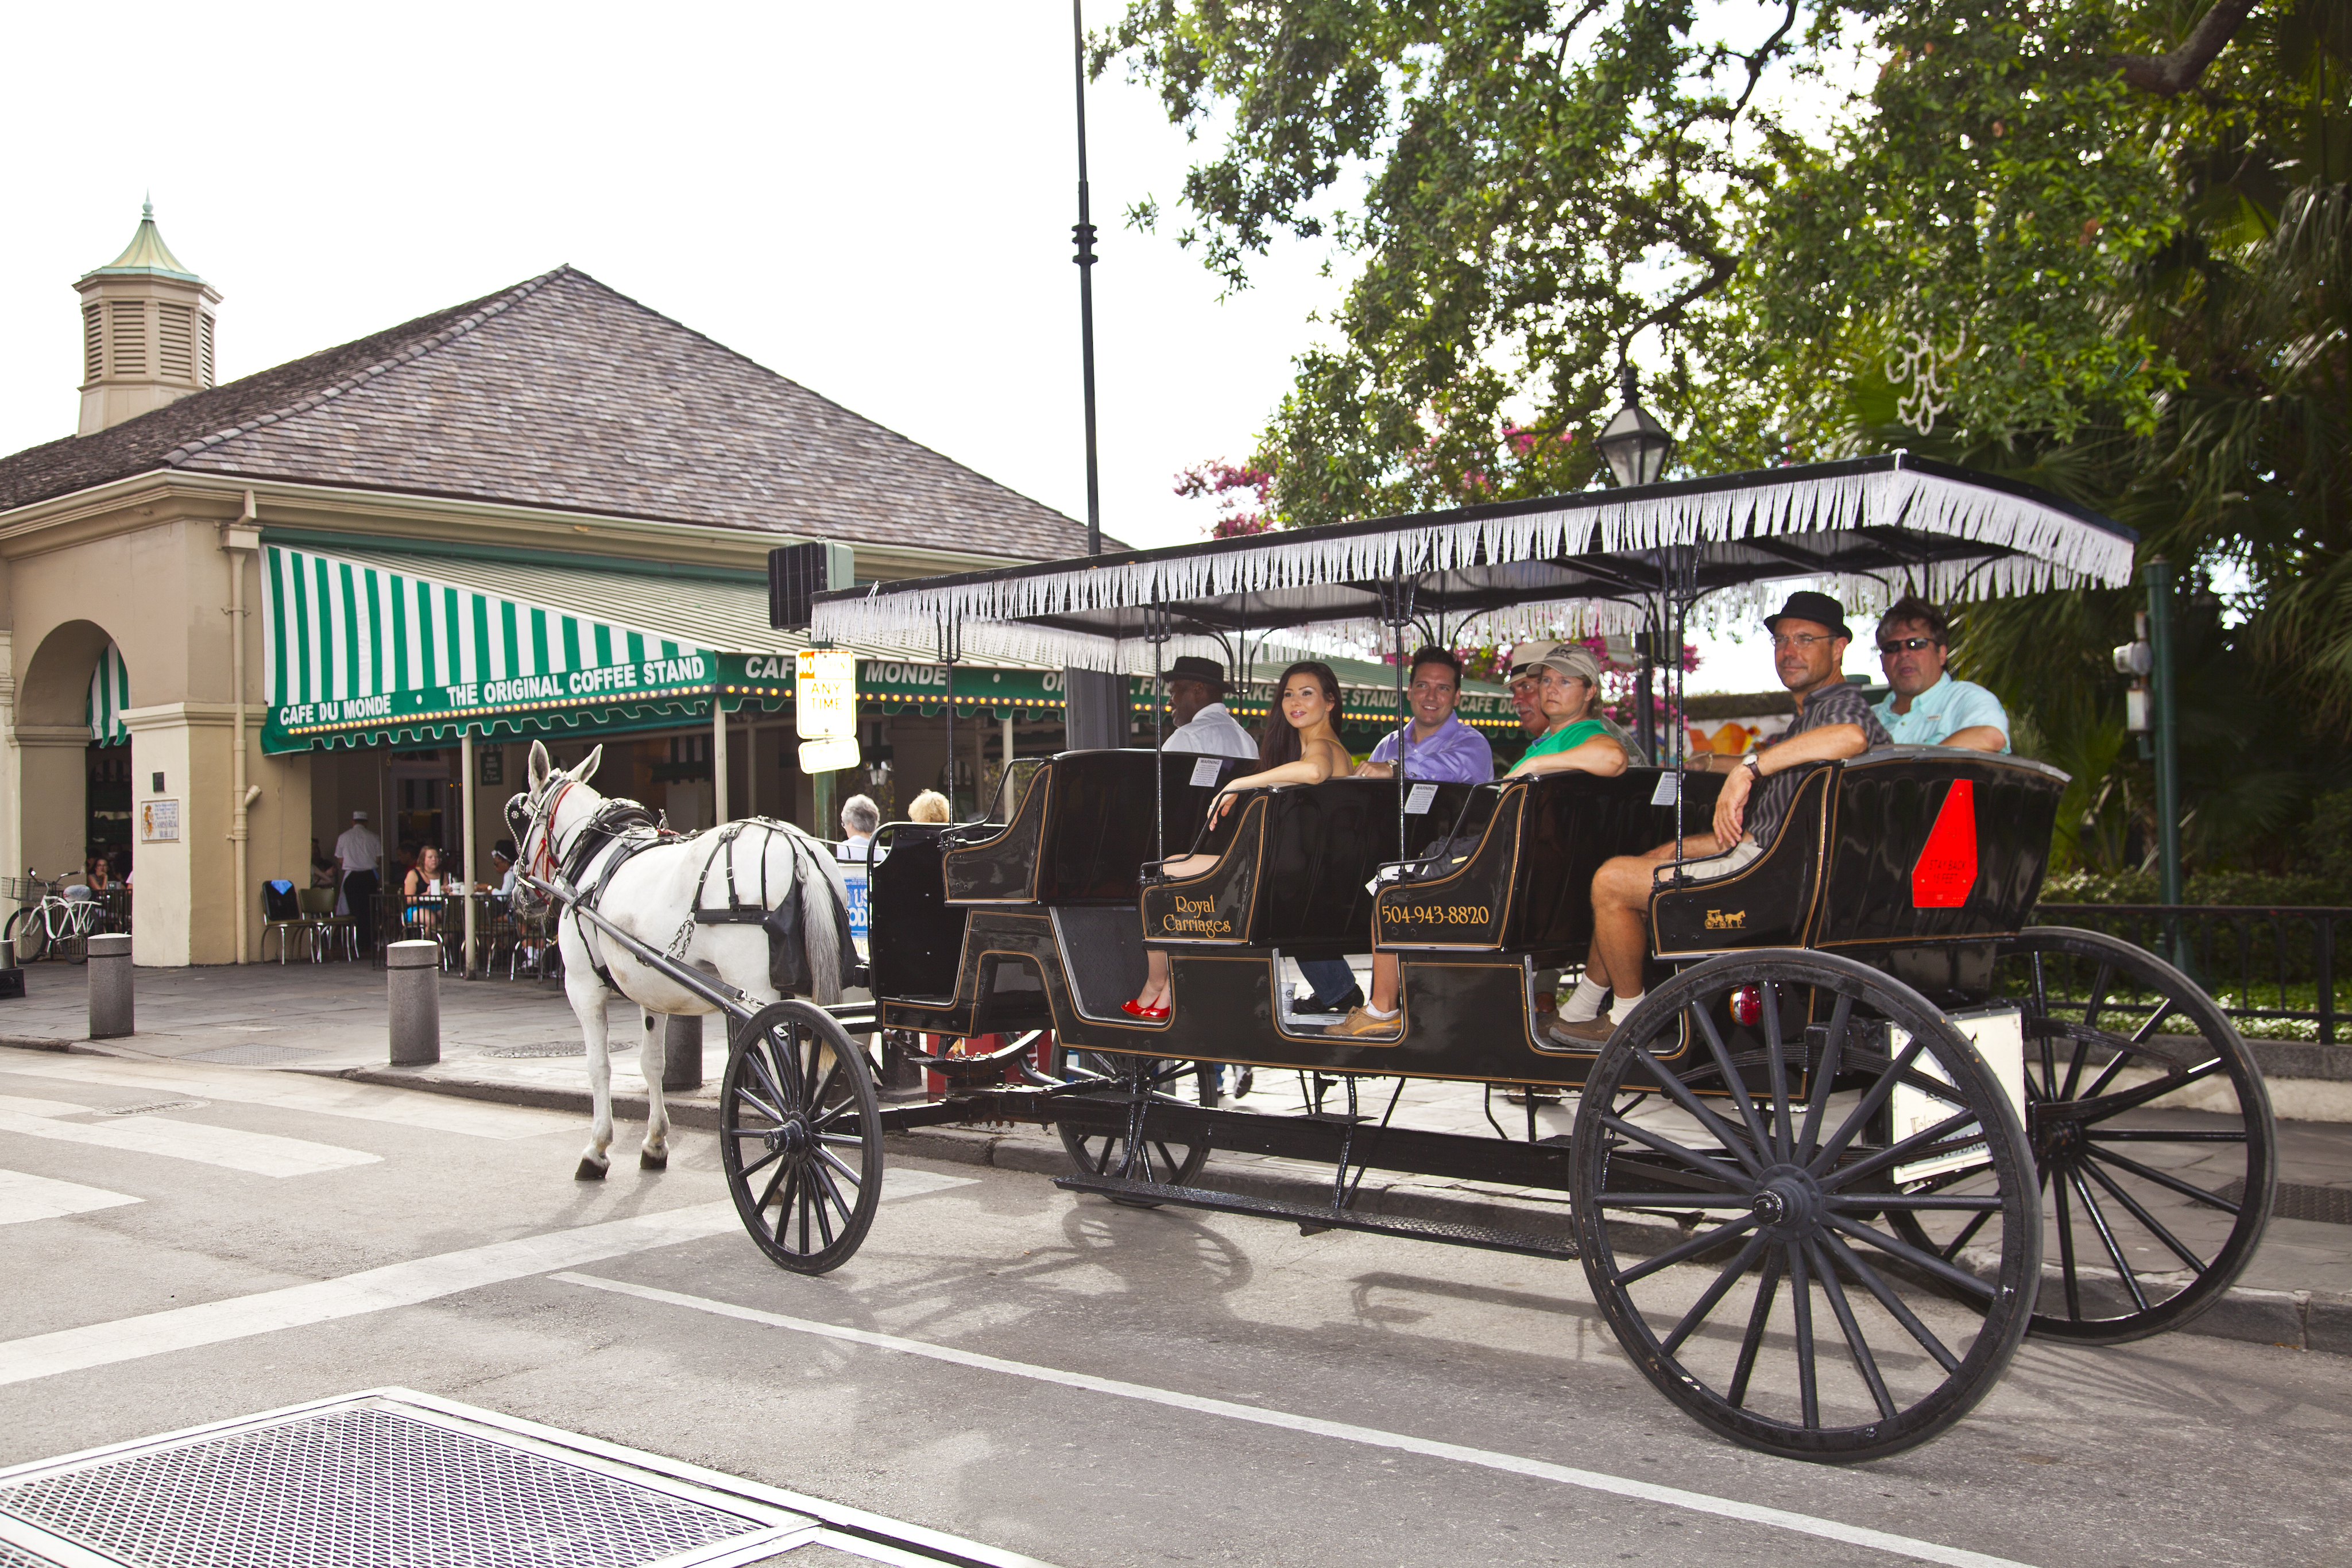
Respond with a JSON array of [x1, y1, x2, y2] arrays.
[[1, 1059, 565, 1140], [0, 1095, 378, 1179], [0, 1168, 141, 1225]]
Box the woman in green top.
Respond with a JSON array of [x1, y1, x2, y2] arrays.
[[1504, 642, 1630, 779], [1330, 640, 1626, 1039]]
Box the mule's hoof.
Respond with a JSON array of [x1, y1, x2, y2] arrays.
[[639, 1149, 668, 1171], [574, 1158, 609, 1182]]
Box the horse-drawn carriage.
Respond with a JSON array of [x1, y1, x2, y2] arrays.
[[513, 454, 2275, 1465]]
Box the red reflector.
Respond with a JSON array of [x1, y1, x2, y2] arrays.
[[1912, 779, 1978, 908], [1730, 985, 1763, 1027]]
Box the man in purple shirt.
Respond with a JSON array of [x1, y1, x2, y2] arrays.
[[1355, 646, 1499, 785], [1294, 647, 1496, 1016]]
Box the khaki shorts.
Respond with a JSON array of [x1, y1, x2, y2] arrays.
[[1655, 835, 1763, 886]]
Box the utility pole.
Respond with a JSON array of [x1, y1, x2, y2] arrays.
[[1072, 0, 1102, 557], [2144, 558, 2185, 963]]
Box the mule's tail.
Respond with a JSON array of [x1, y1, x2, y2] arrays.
[[790, 826, 852, 1006]]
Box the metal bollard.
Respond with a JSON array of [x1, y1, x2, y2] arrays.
[[386, 940, 441, 1066], [87, 934, 133, 1038], [661, 1013, 704, 1091]]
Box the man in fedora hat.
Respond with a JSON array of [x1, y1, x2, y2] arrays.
[[1548, 590, 1890, 1046], [1162, 655, 1258, 761]]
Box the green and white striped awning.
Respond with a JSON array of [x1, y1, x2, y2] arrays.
[[261, 544, 721, 754], [87, 641, 129, 746]]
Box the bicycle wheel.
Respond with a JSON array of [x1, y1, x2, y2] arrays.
[[6, 906, 48, 966], [61, 908, 91, 965]]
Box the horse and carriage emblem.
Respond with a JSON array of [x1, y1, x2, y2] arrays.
[[508, 454, 2276, 1465]]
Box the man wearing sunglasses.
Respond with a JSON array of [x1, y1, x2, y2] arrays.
[[1548, 590, 1890, 1046], [1871, 595, 2010, 753]]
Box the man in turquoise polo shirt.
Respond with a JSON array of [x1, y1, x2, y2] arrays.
[[1873, 595, 2010, 752]]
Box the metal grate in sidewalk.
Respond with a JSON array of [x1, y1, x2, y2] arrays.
[[0, 1391, 813, 1568]]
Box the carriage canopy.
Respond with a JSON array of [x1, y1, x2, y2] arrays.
[[811, 452, 2136, 670]]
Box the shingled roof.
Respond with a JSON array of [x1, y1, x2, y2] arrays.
[[0, 266, 1092, 561]]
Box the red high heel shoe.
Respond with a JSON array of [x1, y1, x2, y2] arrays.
[[1121, 997, 1170, 1020]]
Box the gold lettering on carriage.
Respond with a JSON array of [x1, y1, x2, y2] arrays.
[[1381, 904, 1492, 926], [1705, 909, 1746, 930], [1160, 895, 1234, 938]]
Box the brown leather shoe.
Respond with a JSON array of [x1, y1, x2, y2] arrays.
[[1544, 1014, 1618, 1047], [1328, 1005, 1402, 1038]]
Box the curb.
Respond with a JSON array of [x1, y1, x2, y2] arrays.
[[336, 1062, 2352, 1356]]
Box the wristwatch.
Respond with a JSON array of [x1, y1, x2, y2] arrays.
[[1740, 753, 1763, 779]]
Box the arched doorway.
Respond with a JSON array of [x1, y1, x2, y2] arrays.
[[17, 621, 123, 884]]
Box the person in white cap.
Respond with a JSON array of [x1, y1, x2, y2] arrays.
[[335, 809, 384, 955]]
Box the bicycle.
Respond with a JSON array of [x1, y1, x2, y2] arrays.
[[4, 872, 114, 965]]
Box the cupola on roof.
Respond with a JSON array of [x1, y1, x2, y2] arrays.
[[83, 200, 207, 285]]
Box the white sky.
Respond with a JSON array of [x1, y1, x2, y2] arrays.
[[0, 1, 1858, 696]]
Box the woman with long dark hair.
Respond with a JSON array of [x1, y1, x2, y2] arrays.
[[1124, 661, 1352, 1019]]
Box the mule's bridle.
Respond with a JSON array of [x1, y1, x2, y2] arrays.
[[512, 779, 575, 891]]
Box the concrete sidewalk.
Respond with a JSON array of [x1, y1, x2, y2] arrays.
[[6, 957, 2349, 1351]]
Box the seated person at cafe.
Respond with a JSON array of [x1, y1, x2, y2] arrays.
[[1162, 655, 1260, 761], [402, 843, 457, 933], [1293, 646, 1492, 1015], [1329, 641, 1629, 1039], [1125, 661, 1352, 1021], [1549, 591, 1890, 1045], [489, 840, 519, 897], [1871, 594, 2010, 752]]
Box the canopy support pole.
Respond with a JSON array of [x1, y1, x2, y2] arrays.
[[461, 730, 478, 979], [1146, 603, 1170, 865], [713, 704, 730, 826]]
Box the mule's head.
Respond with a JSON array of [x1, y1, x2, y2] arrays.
[[506, 742, 604, 911]]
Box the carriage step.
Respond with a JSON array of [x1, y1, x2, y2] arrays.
[[1054, 1175, 1580, 1261]]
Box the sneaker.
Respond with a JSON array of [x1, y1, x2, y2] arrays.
[[1295, 985, 1365, 1015], [1233, 1066, 1255, 1099], [1544, 1014, 1618, 1047], [1328, 1005, 1402, 1039]]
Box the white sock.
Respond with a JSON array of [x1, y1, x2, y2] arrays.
[[1364, 1002, 1398, 1020], [1609, 990, 1644, 1019], [1562, 975, 1610, 1022]]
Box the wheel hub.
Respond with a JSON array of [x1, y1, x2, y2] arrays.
[[765, 1116, 811, 1161], [1748, 1165, 1823, 1238]]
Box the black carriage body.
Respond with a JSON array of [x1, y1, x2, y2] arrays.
[[869, 745, 2064, 1087]]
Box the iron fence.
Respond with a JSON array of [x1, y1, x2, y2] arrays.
[[2035, 903, 2349, 1044]]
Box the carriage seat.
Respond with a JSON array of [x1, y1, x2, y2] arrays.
[[942, 748, 1251, 906], [1374, 768, 1726, 956], [1649, 746, 2067, 958], [1140, 776, 1474, 954]]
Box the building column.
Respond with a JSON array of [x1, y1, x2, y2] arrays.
[[0, 630, 17, 882], [121, 702, 311, 966], [15, 725, 90, 887]]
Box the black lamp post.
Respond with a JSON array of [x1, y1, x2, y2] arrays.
[[1596, 364, 1677, 488]]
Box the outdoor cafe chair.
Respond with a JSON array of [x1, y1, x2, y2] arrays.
[[260, 881, 305, 963]]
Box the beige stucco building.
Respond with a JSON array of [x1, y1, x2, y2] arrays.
[[0, 209, 1092, 965]]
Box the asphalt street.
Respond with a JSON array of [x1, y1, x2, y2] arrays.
[[2, 1050, 2346, 1568]]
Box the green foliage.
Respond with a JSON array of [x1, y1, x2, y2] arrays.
[[2040, 868, 2345, 905]]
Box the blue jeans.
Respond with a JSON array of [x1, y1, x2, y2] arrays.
[[1297, 958, 1359, 1006]]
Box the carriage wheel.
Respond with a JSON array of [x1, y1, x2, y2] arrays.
[[721, 1000, 884, 1275], [5, 907, 48, 966], [1058, 1052, 1210, 1204], [1896, 927, 2276, 1345], [1571, 950, 2040, 1463]]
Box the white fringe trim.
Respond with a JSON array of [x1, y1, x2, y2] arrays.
[[816, 464, 2133, 671]]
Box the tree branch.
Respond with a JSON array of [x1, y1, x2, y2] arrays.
[[2113, 0, 2257, 97]]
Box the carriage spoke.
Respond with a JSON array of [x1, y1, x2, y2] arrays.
[[1595, 1113, 1752, 1192], [733, 1146, 783, 1182], [2078, 1155, 2208, 1272], [1932, 1206, 1995, 1264], [1809, 1035, 1928, 1175], [2085, 1144, 2241, 1213], [1824, 1193, 2004, 1211], [1808, 1239, 1898, 1422], [763, 1163, 795, 1221], [2068, 1168, 2150, 1313], [2054, 1173, 2082, 1319], [2080, 960, 2115, 1037], [1819, 1232, 1962, 1372], [1818, 1106, 1978, 1192], [742, 1043, 794, 1120], [1630, 1040, 1767, 1178], [1787, 1242, 1820, 1430], [816, 1145, 866, 1188], [1610, 1214, 1757, 1288], [2028, 953, 2053, 1097], [1726, 1249, 1785, 1411], [1596, 1193, 1761, 1209], [1659, 1235, 1769, 1357], [1692, 1005, 1774, 1162], [806, 1055, 845, 1117], [2129, 1000, 2183, 1047], [1151, 1142, 1182, 1183], [808, 1166, 848, 1246], [1823, 1212, 1997, 1299], [1761, 994, 1794, 1162], [1794, 992, 1853, 1162], [2090, 1128, 2246, 1142], [730, 1086, 787, 1125]]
